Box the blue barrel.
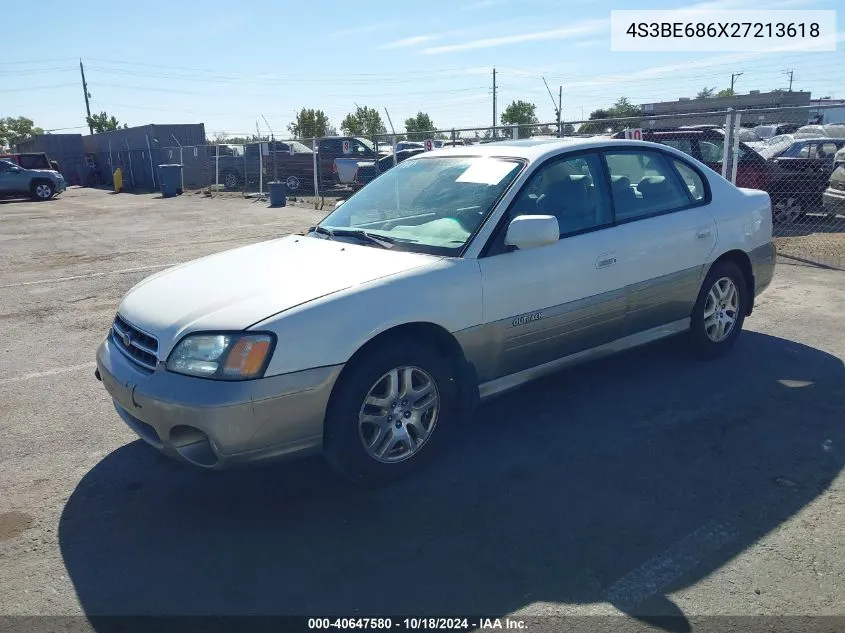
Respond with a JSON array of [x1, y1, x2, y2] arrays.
[[158, 164, 183, 198], [268, 181, 287, 207]]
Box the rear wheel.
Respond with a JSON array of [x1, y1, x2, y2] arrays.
[[221, 171, 240, 191], [773, 197, 803, 223], [323, 338, 457, 484], [31, 180, 55, 201], [689, 261, 747, 359]]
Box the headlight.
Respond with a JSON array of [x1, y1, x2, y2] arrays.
[[166, 332, 275, 380]]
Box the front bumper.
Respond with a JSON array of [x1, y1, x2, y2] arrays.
[[55, 179, 67, 193], [96, 337, 343, 468]]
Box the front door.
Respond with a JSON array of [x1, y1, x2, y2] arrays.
[[476, 152, 626, 382], [0, 161, 28, 194]]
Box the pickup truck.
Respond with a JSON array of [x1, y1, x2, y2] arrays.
[[335, 148, 424, 187], [216, 137, 385, 192]]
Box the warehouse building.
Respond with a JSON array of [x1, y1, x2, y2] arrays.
[[641, 91, 812, 128], [15, 123, 205, 189]]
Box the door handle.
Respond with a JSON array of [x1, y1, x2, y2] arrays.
[[596, 253, 617, 269], [696, 228, 712, 240]]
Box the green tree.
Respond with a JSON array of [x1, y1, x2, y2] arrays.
[[578, 97, 641, 134], [87, 111, 124, 133], [696, 86, 716, 99], [716, 88, 735, 97], [404, 112, 436, 141], [288, 108, 330, 139], [340, 106, 386, 137], [500, 100, 538, 137], [0, 116, 44, 148]]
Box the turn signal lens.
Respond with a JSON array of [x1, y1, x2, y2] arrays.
[[222, 336, 272, 379]]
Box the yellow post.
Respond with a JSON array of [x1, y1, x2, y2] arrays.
[[113, 167, 123, 193]]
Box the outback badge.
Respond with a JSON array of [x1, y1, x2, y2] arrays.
[[512, 311, 544, 327]]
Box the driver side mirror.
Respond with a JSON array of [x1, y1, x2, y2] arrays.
[[334, 199, 345, 209], [504, 215, 559, 250], [9, 166, 21, 173]]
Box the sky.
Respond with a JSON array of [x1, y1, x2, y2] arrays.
[[2, 0, 842, 139]]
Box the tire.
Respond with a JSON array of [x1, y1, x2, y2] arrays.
[[221, 171, 240, 191], [689, 261, 747, 360], [285, 175, 301, 192], [31, 180, 55, 201], [323, 338, 457, 485]]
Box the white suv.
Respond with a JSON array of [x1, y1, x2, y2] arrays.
[[96, 138, 775, 483]]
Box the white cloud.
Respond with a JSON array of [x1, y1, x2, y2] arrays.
[[378, 35, 440, 50], [421, 19, 607, 54]]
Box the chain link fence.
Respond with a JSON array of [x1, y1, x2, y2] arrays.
[[149, 103, 845, 268]]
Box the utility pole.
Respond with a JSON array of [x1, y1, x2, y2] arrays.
[[784, 69, 794, 92], [558, 85, 563, 137], [79, 59, 92, 134], [492, 66, 497, 139], [730, 71, 744, 94], [543, 76, 561, 137]]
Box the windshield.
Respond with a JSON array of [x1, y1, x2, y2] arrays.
[[317, 156, 523, 255], [757, 137, 795, 159]]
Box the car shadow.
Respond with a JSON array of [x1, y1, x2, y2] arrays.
[[59, 331, 844, 629]]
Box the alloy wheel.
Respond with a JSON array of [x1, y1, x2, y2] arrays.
[[703, 277, 739, 343], [358, 366, 440, 464]]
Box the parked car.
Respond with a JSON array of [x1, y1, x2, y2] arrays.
[[618, 128, 771, 191], [395, 141, 425, 152], [95, 138, 774, 482], [334, 148, 426, 187], [794, 124, 845, 139], [0, 158, 66, 200], [822, 147, 845, 218], [767, 138, 845, 221], [752, 123, 801, 140]]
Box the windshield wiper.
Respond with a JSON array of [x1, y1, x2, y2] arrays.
[[309, 226, 395, 249]]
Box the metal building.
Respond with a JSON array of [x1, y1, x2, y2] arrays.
[[14, 134, 87, 185], [82, 123, 206, 189]]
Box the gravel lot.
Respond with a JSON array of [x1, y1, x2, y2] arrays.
[[0, 188, 843, 632]]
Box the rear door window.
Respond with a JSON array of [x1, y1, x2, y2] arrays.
[[604, 150, 691, 221]]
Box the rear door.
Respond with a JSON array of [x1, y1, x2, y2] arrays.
[[601, 148, 717, 336]]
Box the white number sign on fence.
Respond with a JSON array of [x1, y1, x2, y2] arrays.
[[424, 139, 434, 151], [342, 140, 351, 154]]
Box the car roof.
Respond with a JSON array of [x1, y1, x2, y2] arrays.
[[408, 137, 693, 162]]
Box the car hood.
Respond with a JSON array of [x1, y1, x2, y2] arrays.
[[118, 234, 439, 356], [28, 169, 62, 177]]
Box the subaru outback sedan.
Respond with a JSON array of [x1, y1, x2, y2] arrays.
[[96, 139, 775, 483]]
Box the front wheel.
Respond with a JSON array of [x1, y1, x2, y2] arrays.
[[323, 339, 457, 484], [31, 181, 55, 201], [689, 261, 747, 359]]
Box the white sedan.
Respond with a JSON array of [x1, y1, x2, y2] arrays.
[[95, 138, 775, 483]]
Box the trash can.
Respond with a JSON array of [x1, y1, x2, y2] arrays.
[[268, 181, 287, 208], [158, 164, 184, 198]]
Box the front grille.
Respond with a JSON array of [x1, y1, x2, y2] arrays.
[[111, 314, 159, 372]]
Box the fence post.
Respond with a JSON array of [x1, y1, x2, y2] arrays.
[[179, 147, 184, 192], [312, 138, 319, 202], [392, 135, 397, 166], [146, 134, 156, 189], [259, 142, 264, 196], [730, 111, 741, 185], [215, 144, 219, 194], [451, 129, 456, 144], [721, 109, 733, 181]]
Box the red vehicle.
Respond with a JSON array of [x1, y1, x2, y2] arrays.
[[613, 128, 771, 191], [0, 152, 58, 172]]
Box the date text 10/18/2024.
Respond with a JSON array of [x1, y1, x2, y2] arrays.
[[307, 617, 528, 630]]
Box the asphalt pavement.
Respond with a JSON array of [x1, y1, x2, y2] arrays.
[[0, 188, 843, 633]]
